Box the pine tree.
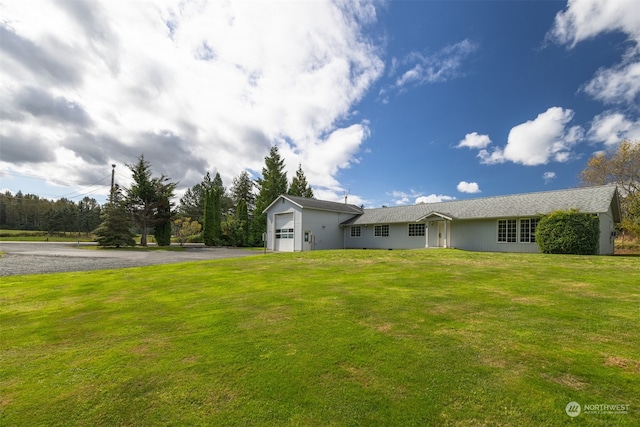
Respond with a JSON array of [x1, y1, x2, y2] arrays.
[[230, 170, 256, 212], [212, 186, 222, 244], [252, 146, 288, 245], [126, 155, 156, 246], [203, 189, 215, 246], [178, 186, 203, 221], [126, 155, 177, 246], [236, 198, 249, 246], [179, 171, 233, 223], [288, 163, 314, 198], [94, 185, 136, 247], [153, 180, 176, 246]]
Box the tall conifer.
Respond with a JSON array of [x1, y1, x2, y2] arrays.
[[252, 146, 288, 245]]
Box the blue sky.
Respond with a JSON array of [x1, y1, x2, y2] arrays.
[[1, 0, 639, 207]]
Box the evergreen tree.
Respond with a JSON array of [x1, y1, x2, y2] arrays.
[[212, 185, 223, 244], [203, 189, 215, 246], [94, 185, 135, 247], [252, 146, 288, 245], [237, 198, 249, 245], [178, 170, 232, 222], [78, 197, 101, 236], [212, 171, 234, 217], [288, 163, 314, 198], [230, 170, 256, 212], [222, 198, 249, 247], [178, 172, 212, 222], [153, 180, 176, 246], [126, 155, 177, 246], [126, 155, 157, 246], [178, 186, 203, 221]]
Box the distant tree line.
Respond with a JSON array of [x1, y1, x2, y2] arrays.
[[0, 192, 102, 235]]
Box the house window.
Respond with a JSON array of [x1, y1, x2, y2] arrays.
[[374, 224, 389, 237], [497, 219, 517, 243], [520, 218, 539, 243], [408, 223, 425, 237], [351, 226, 361, 237], [275, 228, 294, 239]]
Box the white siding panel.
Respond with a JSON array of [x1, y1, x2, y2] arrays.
[[344, 223, 426, 249], [301, 210, 358, 250], [450, 219, 539, 253]]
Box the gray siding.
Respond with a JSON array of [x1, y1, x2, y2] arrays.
[[449, 219, 540, 253], [344, 223, 427, 249], [266, 197, 358, 252], [301, 209, 358, 251]]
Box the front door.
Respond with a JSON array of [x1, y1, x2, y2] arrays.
[[437, 222, 444, 247], [303, 231, 312, 251]]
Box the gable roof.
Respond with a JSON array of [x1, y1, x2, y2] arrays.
[[265, 194, 364, 215], [341, 185, 621, 226]]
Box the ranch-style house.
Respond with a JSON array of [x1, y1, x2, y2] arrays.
[[264, 184, 621, 255]]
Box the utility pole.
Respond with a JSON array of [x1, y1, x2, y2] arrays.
[[110, 164, 116, 203]]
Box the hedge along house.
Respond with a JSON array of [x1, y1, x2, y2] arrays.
[[264, 185, 621, 255]]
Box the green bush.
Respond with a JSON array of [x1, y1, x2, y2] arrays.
[[536, 209, 600, 255]]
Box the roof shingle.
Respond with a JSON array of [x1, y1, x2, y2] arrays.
[[279, 195, 364, 215], [342, 185, 620, 225]]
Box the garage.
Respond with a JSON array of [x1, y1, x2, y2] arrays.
[[274, 212, 294, 252]]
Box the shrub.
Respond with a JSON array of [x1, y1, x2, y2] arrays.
[[536, 209, 600, 255]]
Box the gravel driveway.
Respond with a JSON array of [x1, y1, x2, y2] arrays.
[[0, 242, 261, 276]]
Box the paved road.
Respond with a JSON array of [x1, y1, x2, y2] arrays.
[[0, 242, 261, 276]]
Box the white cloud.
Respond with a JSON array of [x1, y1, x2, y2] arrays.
[[415, 194, 456, 204], [457, 181, 481, 193], [543, 171, 556, 183], [381, 38, 478, 99], [583, 61, 640, 105], [457, 132, 491, 149], [587, 112, 640, 146], [391, 190, 456, 205], [548, 0, 640, 106], [547, 0, 640, 48], [0, 0, 384, 200], [390, 191, 411, 205], [478, 107, 582, 166]]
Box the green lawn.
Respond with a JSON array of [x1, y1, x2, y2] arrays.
[[0, 229, 95, 242], [1, 250, 638, 426]]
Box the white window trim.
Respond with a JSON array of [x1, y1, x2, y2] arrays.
[[519, 218, 539, 243], [374, 224, 389, 237], [497, 219, 517, 243], [408, 223, 425, 237]]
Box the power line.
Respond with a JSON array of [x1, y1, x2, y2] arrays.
[[1, 172, 113, 202]]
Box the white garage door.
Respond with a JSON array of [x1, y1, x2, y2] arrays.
[[274, 213, 294, 252]]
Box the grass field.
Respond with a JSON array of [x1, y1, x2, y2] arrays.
[[1, 249, 638, 426], [0, 229, 96, 242]]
